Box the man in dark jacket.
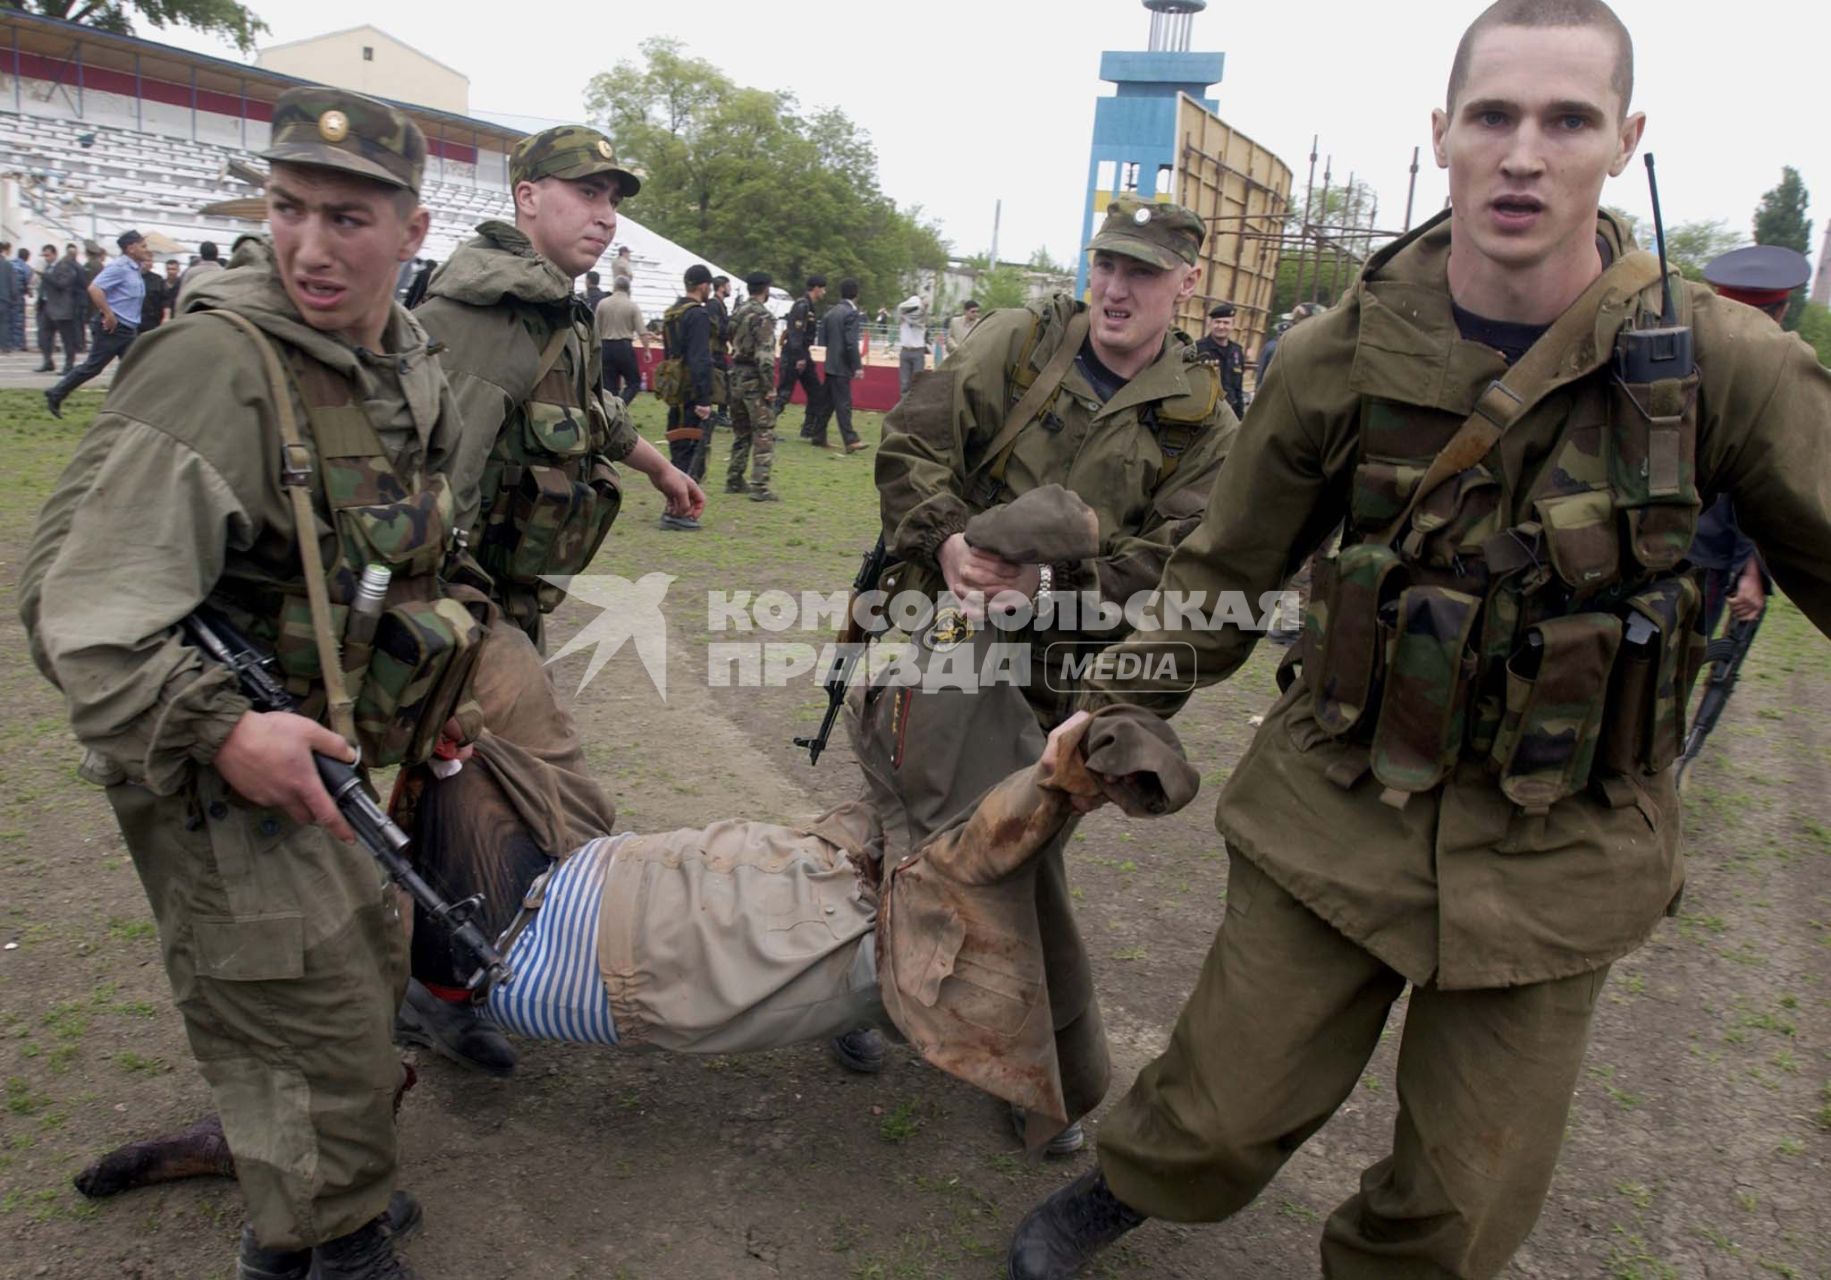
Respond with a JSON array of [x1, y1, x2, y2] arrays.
[[34, 243, 84, 373], [1192, 302, 1247, 419], [812, 277, 867, 452], [661, 263, 717, 524], [777, 274, 829, 429]]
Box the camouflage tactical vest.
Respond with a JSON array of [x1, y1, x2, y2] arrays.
[[967, 304, 1223, 510], [1296, 277, 1706, 815], [473, 306, 623, 626], [731, 299, 773, 365], [207, 332, 481, 769]]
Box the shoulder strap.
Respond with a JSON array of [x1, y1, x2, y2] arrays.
[[206, 310, 358, 745], [970, 310, 1091, 485], [1376, 249, 1665, 547], [534, 318, 572, 384]]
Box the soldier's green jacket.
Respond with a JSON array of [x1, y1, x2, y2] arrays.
[[1081, 213, 1831, 989], [416, 220, 640, 538], [730, 298, 776, 381], [21, 261, 459, 792], [877, 295, 1236, 614]]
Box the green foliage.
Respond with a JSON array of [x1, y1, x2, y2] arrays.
[[1272, 178, 1380, 316], [586, 39, 947, 308], [1026, 246, 1070, 276], [13, 0, 269, 54], [976, 263, 1029, 311], [1662, 220, 1743, 281], [1752, 167, 1812, 330], [1794, 303, 1831, 368]]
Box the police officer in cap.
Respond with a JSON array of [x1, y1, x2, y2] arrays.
[[1686, 245, 1811, 636]]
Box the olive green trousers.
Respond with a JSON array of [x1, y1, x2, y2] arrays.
[[1098, 850, 1608, 1279], [111, 770, 408, 1251]]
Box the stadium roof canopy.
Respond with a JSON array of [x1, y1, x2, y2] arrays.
[[1, 9, 524, 155]]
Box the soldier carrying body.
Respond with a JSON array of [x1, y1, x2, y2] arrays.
[[416, 124, 704, 649], [1006, 2, 1831, 1277], [21, 87, 479, 1280]]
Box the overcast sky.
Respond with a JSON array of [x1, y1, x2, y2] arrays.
[[161, 0, 1827, 273]]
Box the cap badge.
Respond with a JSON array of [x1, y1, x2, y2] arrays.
[[317, 110, 350, 143], [596, 139, 615, 160], [1133, 207, 1153, 225]]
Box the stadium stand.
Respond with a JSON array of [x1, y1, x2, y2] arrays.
[[1, 10, 745, 322]]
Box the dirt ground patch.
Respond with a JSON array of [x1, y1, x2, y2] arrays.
[[0, 391, 1825, 1279]]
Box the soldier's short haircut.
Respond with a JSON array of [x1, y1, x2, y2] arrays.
[[963, 298, 980, 311], [840, 278, 859, 300], [199, 241, 219, 261], [587, 271, 600, 285], [807, 273, 828, 290], [1448, 0, 1632, 115]]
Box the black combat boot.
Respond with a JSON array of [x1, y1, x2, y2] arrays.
[[237, 1226, 310, 1280], [829, 1026, 886, 1073], [393, 978, 516, 1077], [312, 1212, 417, 1280], [1006, 1167, 1146, 1280]]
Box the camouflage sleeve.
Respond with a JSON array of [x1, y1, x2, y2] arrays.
[[876, 312, 1024, 567], [23, 415, 254, 793], [439, 366, 518, 537], [598, 389, 639, 463], [1057, 410, 1240, 627], [758, 313, 777, 379], [1693, 293, 1831, 633], [1078, 321, 1359, 718]]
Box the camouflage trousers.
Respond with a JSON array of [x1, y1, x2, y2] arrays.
[[1098, 850, 1608, 1278], [726, 368, 776, 492], [109, 769, 409, 1250]]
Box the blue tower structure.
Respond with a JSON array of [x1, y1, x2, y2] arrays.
[[1077, 0, 1224, 293]]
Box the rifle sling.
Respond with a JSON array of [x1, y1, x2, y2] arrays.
[[209, 310, 360, 745], [1376, 249, 1666, 548], [970, 309, 1091, 489]]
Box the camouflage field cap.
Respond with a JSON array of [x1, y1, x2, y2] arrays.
[[510, 126, 641, 198], [1085, 195, 1205, 270], [260, 87, 426, 194]]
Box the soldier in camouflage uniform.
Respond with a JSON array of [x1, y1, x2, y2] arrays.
[[408, 127, 705, 1072], [20, 88, 465, 1280], [839, 195, 1237, 1130], [876, 195, 1237, 733], [1008, 3, 1831, 1277], [417, 124, 704, 649], [726, 271, 780, 502]]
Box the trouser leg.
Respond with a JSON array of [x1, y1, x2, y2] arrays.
[[727, 400, 753, 488], [803, 367, 831, 442], [109, 776, 407, 1251], [830, 375, 857, 445], [666, 404, 702, 471], [747, 392, 775, 488], [1318, 966, 1609, 1279], [1098, 850, 1402, 1222], [49, 323, 132, 402]]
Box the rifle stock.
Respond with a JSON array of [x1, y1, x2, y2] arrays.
[[1676, 606, 1763, 788]]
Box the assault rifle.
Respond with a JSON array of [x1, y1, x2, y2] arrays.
[[183, 605, 513, 995], [795, 534, 890, 766], [1675, 606, 1764, 790]]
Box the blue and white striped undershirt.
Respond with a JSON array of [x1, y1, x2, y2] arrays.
[[485, 834, 621, 1046]]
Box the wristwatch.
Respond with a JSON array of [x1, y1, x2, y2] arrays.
[[1034, 562, 1054, 609]]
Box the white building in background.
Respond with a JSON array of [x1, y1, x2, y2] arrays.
[[256, 26, 470, 117]]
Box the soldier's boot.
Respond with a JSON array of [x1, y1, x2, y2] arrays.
[[749, 488, 780, 503], [726, 479, 750, 495], [312, 1209, 418, 1280], [393, 978, 516, 1077], [1006, 1168, 1146, 1280], [237, 1228, 310, 1280], [829, 1027, 886, 1073]]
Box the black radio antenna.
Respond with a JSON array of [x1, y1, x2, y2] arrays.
[[1644, 153, 1676, 326]]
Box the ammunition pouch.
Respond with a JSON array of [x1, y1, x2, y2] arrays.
[[655, 357, 687, 407], [1304, 542, 1405, 737], [1488, 612, 1622, 814], [480, 459, 622, 602], [1608, 369, 1700, 571], [1369, 585, 1482, 802], [353, 597, 485, 767], [1596, 576, 1705, 777]]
